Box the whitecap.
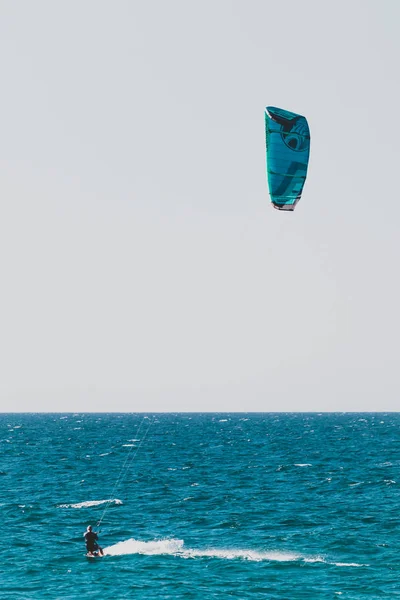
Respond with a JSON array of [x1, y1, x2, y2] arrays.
[[333, 562, 367, 567], [58, 498, 123, 509], [294, 464, 312, 467]]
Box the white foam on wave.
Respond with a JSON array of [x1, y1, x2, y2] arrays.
[[58, 498, 123, 509], [294, 464, 312, 467]]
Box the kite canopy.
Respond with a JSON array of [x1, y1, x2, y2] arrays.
[[265, 106, 310, 211]]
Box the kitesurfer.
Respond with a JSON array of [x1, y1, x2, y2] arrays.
[[84, 525, 104, 556]]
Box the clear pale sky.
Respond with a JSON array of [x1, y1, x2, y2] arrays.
[[1, 0, 399, 412]]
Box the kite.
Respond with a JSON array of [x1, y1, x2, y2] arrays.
[[265, 106, 310, 210]]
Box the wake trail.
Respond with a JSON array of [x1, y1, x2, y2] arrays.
[[102, 538, 367, 566]]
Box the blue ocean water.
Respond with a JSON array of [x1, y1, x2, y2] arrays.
[[1, 413, 400, 599]]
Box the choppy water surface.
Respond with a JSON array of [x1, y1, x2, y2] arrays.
[[1, 413, 400, 598]]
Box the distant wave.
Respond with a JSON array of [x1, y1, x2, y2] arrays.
[[102, 539, 366, 566], [58, 499, 122, 509]]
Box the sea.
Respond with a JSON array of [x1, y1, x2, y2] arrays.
[[1, 413, 400, 599]]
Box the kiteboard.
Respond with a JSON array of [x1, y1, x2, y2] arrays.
[[86, 551, 103, 558]]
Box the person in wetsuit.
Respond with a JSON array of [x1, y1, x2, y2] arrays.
[[84, 525, 104, 556]]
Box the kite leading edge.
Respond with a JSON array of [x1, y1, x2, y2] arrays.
[[265, 106, 310, 211]]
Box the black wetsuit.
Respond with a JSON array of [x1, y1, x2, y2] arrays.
[[84, 531, 99, 553]]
